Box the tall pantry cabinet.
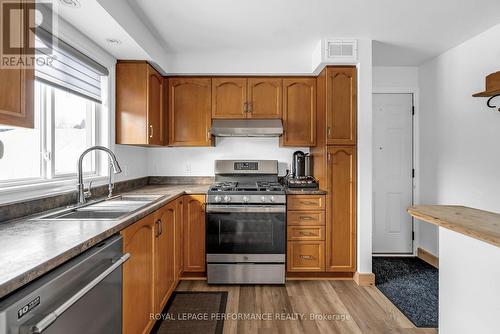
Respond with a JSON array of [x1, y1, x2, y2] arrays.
[[311, 66, 357, 273]]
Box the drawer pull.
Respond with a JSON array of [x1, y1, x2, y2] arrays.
[[299, 216, 314, 221], [299, 232, 315, 236], [300, 201, 317, 205], [300, 255, 314, 260]]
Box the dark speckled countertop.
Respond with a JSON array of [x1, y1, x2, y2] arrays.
[[0, 184, 208, 299]]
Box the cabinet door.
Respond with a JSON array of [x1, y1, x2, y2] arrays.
[[211, 78, 247, 119], [168, 77, 212, 146], [326, 146, 356, 272], [122, 213, 156, 334], [247, 78, 282, 119], [147, 65, 163, 145], [281, 78, 316, 147], [155, 202, 176, 313], [326, 67, 357, 145], [0, 0, 34, 128], [175, 196, 184, 280], [183, 194, 206, 272]]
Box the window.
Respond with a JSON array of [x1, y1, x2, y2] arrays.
[[0, 29, 109, 187], [0, 81, 103, 184]]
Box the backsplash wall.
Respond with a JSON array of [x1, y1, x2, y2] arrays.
[[147, 137, 309, 177]]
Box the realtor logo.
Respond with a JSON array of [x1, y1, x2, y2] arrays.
[[0, 0, 56, 68]]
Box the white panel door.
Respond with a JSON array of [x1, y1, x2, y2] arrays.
[[373, 93, 414, 253]]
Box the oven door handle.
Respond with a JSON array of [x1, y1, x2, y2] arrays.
[[28, 253, 130, 334], [206, 205, 286, 213]]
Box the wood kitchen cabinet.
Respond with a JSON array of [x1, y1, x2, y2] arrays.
[[287, 194, 326, 273], [325, 66, 357, 145], [122, 213, 157, 334], [212, 77, 282, 119], [155, 201, 176, 313], [116, 61, 164, 146], [281, 78, 316, 147], [0, 0, 34, 129], [183, 194, 206, 272], [326, 146, 357, 272], [167, 77, 212, 146]]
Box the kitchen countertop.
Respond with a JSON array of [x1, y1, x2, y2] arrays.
[[285, 188, 327, 195], [407, 205, 500, 248], [0, 184, 208, 299]]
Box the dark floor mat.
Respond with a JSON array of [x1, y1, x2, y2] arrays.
[[372, 257, 438, 328], [151, 291, 228, 334]]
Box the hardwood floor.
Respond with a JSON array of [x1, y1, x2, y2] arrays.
[[175, 280, 438, 334]]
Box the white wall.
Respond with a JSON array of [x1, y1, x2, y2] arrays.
[[147, 138, 307, 176], [439, 227, 500, 334], [373, 66, 418, 88], [418, 22, 500, 256]]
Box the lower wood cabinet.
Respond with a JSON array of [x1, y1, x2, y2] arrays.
[[287, 241, 325, 272], [155, 201, 176, 313], [122, 212, 156, 334], [182, 194, 206, 272]]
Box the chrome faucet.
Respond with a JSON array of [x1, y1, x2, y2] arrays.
[[77, 146, 122, 204]]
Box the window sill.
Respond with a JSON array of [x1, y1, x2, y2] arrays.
[[0, 175, 108, 205]]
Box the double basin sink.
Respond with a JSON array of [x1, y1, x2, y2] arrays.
[[34, 194, 163, 221]]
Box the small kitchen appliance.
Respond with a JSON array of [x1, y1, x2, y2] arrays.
[[206, 160, 286, 284], [288, 151, 319, 189]]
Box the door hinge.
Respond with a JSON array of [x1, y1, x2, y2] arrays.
[[412, 106, 415, 115], [412, 169, 415, 178]]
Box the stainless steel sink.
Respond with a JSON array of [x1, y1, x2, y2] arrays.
[[33, 194, 163, 221]]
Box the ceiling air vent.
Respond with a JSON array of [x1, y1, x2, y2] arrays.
[[326, 40, 357, 61]]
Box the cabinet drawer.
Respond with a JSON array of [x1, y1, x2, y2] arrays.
[[287, 211, 325, 226], [287, 241, 325, 272], [287, 226, 325, 241], [287, 195, 325, 211]]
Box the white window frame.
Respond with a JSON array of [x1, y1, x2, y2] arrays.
[[0, 81, 108, 191]]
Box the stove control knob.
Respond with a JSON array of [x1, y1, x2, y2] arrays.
[[223, 195, 231, 203], [242, 196, 249, 203], [270, 196, 275, 203], [214, 195, 222, 203], [261, 196, 266, 202]]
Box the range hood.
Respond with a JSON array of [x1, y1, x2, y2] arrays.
[[210, 119, 284, 137]]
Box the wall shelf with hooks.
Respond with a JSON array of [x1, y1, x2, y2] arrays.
[[473, 71, 500, 111]]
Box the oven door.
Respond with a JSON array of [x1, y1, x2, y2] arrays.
[[206, 205, 285, 255]]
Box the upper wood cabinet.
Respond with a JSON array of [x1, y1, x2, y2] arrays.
[[212, 77, 282, 119], [326, 146, 356, 272], [247, 78, 282, 119], [122, 213, 156, 334], [116, 61, 164, 146], [167, 77, 212, 146], [0, 0, 34, 129], [212, 78, 247, 118], [183, 194, 206, 273], [326, 67, 357, 145], [281, 78, 316, 147]]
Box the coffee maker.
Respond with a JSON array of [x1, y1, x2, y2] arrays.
[[288, 151, 319, 189]]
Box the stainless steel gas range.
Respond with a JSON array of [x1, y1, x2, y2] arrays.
[[206, 160, 286, 284]]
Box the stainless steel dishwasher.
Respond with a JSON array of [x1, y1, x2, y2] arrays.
[[0, 235, 129, 334]]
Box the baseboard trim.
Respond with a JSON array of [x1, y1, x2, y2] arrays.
[[354, 272, 375, 286], [417, 247, 439, 268]]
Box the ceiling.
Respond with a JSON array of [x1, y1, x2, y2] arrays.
[[56, 0, 500, 71]]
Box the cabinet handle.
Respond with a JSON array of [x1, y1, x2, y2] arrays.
[[299, 231, 315, 236], [328, 153, 332, 162], [327, 127, 332, 137], [300, 255, 314, 260], [155, 220, 160, 237], [243, 102, 248, 113], [207, 130, 211, 142], [299, 216, 314, 220], [149, 125, 154, 138], [248, 102, 253, 113]]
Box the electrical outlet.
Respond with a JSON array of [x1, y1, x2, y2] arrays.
[[185, 163, 191, 174]]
